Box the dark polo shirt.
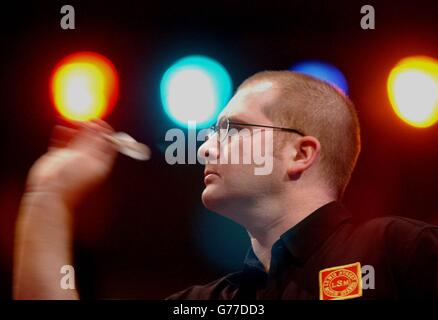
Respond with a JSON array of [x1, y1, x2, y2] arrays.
[[166, 201, 438, 300]]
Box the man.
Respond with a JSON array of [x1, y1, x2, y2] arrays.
[[14, 71, 438, 300]]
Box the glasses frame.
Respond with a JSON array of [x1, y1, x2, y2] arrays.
[[208, 116, 306, 142]]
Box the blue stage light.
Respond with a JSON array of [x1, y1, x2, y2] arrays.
[[290, 60, 349, 94]]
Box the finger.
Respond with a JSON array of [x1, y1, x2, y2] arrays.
[[91, 119, 114, 132], [81, 120, 117, 157], [79, 119, 114, 135], [69, 123, 118, 162], [49, 126, 78, 151]]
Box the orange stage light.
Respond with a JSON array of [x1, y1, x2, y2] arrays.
[[50, 52, 119, 122], [387, 56, 438, 128]]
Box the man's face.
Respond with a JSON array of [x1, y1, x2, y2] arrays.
[[198, 81, 290, 222]]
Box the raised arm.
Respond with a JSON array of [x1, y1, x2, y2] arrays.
[[13, 121, 118, 299]]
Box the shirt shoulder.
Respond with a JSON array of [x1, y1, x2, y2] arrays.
[[352, 216, 438, 256], [165, 272, 242, 300], [356, 215, 438, 242], [353, 216, 438, 297]]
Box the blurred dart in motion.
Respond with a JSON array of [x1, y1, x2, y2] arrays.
[[104, 132, 151, 161]]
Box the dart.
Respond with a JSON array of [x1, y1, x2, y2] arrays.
[[104, 132, 151, 161]]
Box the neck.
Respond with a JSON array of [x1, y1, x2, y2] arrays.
[[245, 191, 335, 272]]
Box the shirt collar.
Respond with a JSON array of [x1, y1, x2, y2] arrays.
[[243, 201, 352, 272], [279, 201, 352, 264]]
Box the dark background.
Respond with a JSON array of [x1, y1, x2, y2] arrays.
[[0, 0, 437, 299]]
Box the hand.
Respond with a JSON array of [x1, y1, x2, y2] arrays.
[[26, 120, 118, 207]]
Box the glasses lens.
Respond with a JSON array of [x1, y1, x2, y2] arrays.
[[205, 117, 229, 142], [217, 117, 229, 142], [205, 125, 216, 141]]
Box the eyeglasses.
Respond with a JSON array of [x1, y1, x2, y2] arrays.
[[207, 116, 305, 142]]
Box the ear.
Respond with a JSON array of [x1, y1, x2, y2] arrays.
[[286, 136, 321, 179]]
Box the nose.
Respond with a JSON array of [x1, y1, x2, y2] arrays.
[[198, 137, 220, 163]]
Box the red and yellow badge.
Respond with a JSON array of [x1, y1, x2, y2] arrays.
[[319, 262, 362, 300]]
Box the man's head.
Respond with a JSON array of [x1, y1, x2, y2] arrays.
[[198, 71, 361, 224]]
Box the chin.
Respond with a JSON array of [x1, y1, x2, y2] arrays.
[[201, 185, 224, 211], [201, 186, 244, 223], [202, 183, 236, 212]]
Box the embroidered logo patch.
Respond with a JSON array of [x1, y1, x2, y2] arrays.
[[319, 262, 363, 300]]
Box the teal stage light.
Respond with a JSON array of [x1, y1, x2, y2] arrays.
[[160, 55, 232, 128]]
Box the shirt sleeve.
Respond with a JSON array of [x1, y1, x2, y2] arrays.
[[165, 285, 207, 300], [402, 226, 438, 298], [164, 273, 241, 300]]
